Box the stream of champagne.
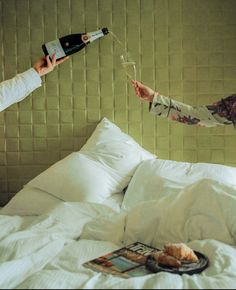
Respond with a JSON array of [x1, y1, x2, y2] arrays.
[[109, 31, 137, 82]]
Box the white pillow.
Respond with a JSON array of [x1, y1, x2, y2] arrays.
[[80, 117, 155, 175], [122, 158, 236, 210], [26, 118, 156, 203]]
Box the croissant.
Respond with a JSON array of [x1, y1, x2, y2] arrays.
[[164, 243, 199, 263], [153, 251, 181, 268]]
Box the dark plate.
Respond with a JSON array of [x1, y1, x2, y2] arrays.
[[146, 251, 209, 275]]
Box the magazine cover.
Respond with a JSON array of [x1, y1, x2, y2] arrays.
[[83, 242, 160, 278]]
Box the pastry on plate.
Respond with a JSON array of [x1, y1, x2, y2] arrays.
[[153, 251, 182, 268], [164, 243, 199, 263]]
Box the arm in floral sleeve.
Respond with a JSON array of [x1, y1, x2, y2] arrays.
[[132, 80, 233, 128]]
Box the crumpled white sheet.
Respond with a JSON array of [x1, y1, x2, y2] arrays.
[[0, 202, 116, 289], [0, 215, 24, 240], [1, 179, 236, 289], [16, 240, 236, 290]]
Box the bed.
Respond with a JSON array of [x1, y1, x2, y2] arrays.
[[1, 117, 236, 289]]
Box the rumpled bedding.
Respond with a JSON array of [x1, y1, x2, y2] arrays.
[[0, 179, 236, 289]]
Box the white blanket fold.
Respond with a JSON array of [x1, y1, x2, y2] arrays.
[[122, 179, 236, 247]]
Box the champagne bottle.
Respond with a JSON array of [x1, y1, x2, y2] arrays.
[[42, 27, 109, 60]]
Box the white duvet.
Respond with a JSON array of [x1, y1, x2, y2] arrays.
[[1, 179, 236, 289]]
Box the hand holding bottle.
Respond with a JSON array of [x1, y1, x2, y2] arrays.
[[33, 53, 69, 77], [131, 80, 158, 102]]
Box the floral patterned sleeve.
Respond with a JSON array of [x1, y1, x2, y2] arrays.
[[149, 93, 235, 128], [206, 95, 236, 128]]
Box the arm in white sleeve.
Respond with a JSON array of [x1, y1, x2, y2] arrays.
[[0, 68, 42, 112]]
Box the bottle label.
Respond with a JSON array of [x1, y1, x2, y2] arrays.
[[84, 29, 104, 43], [45, 39, 66, 59]]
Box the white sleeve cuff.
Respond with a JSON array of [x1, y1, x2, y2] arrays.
[[0, 68, 42, 111], [19, 68, 42, 94]]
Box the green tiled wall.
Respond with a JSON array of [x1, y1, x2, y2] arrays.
[[0, 0, 236, 204]]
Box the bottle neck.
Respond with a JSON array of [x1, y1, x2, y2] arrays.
[[86, 29, 106, 42]]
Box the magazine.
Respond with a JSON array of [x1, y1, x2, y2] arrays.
[[83, 242, 160, 278]]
